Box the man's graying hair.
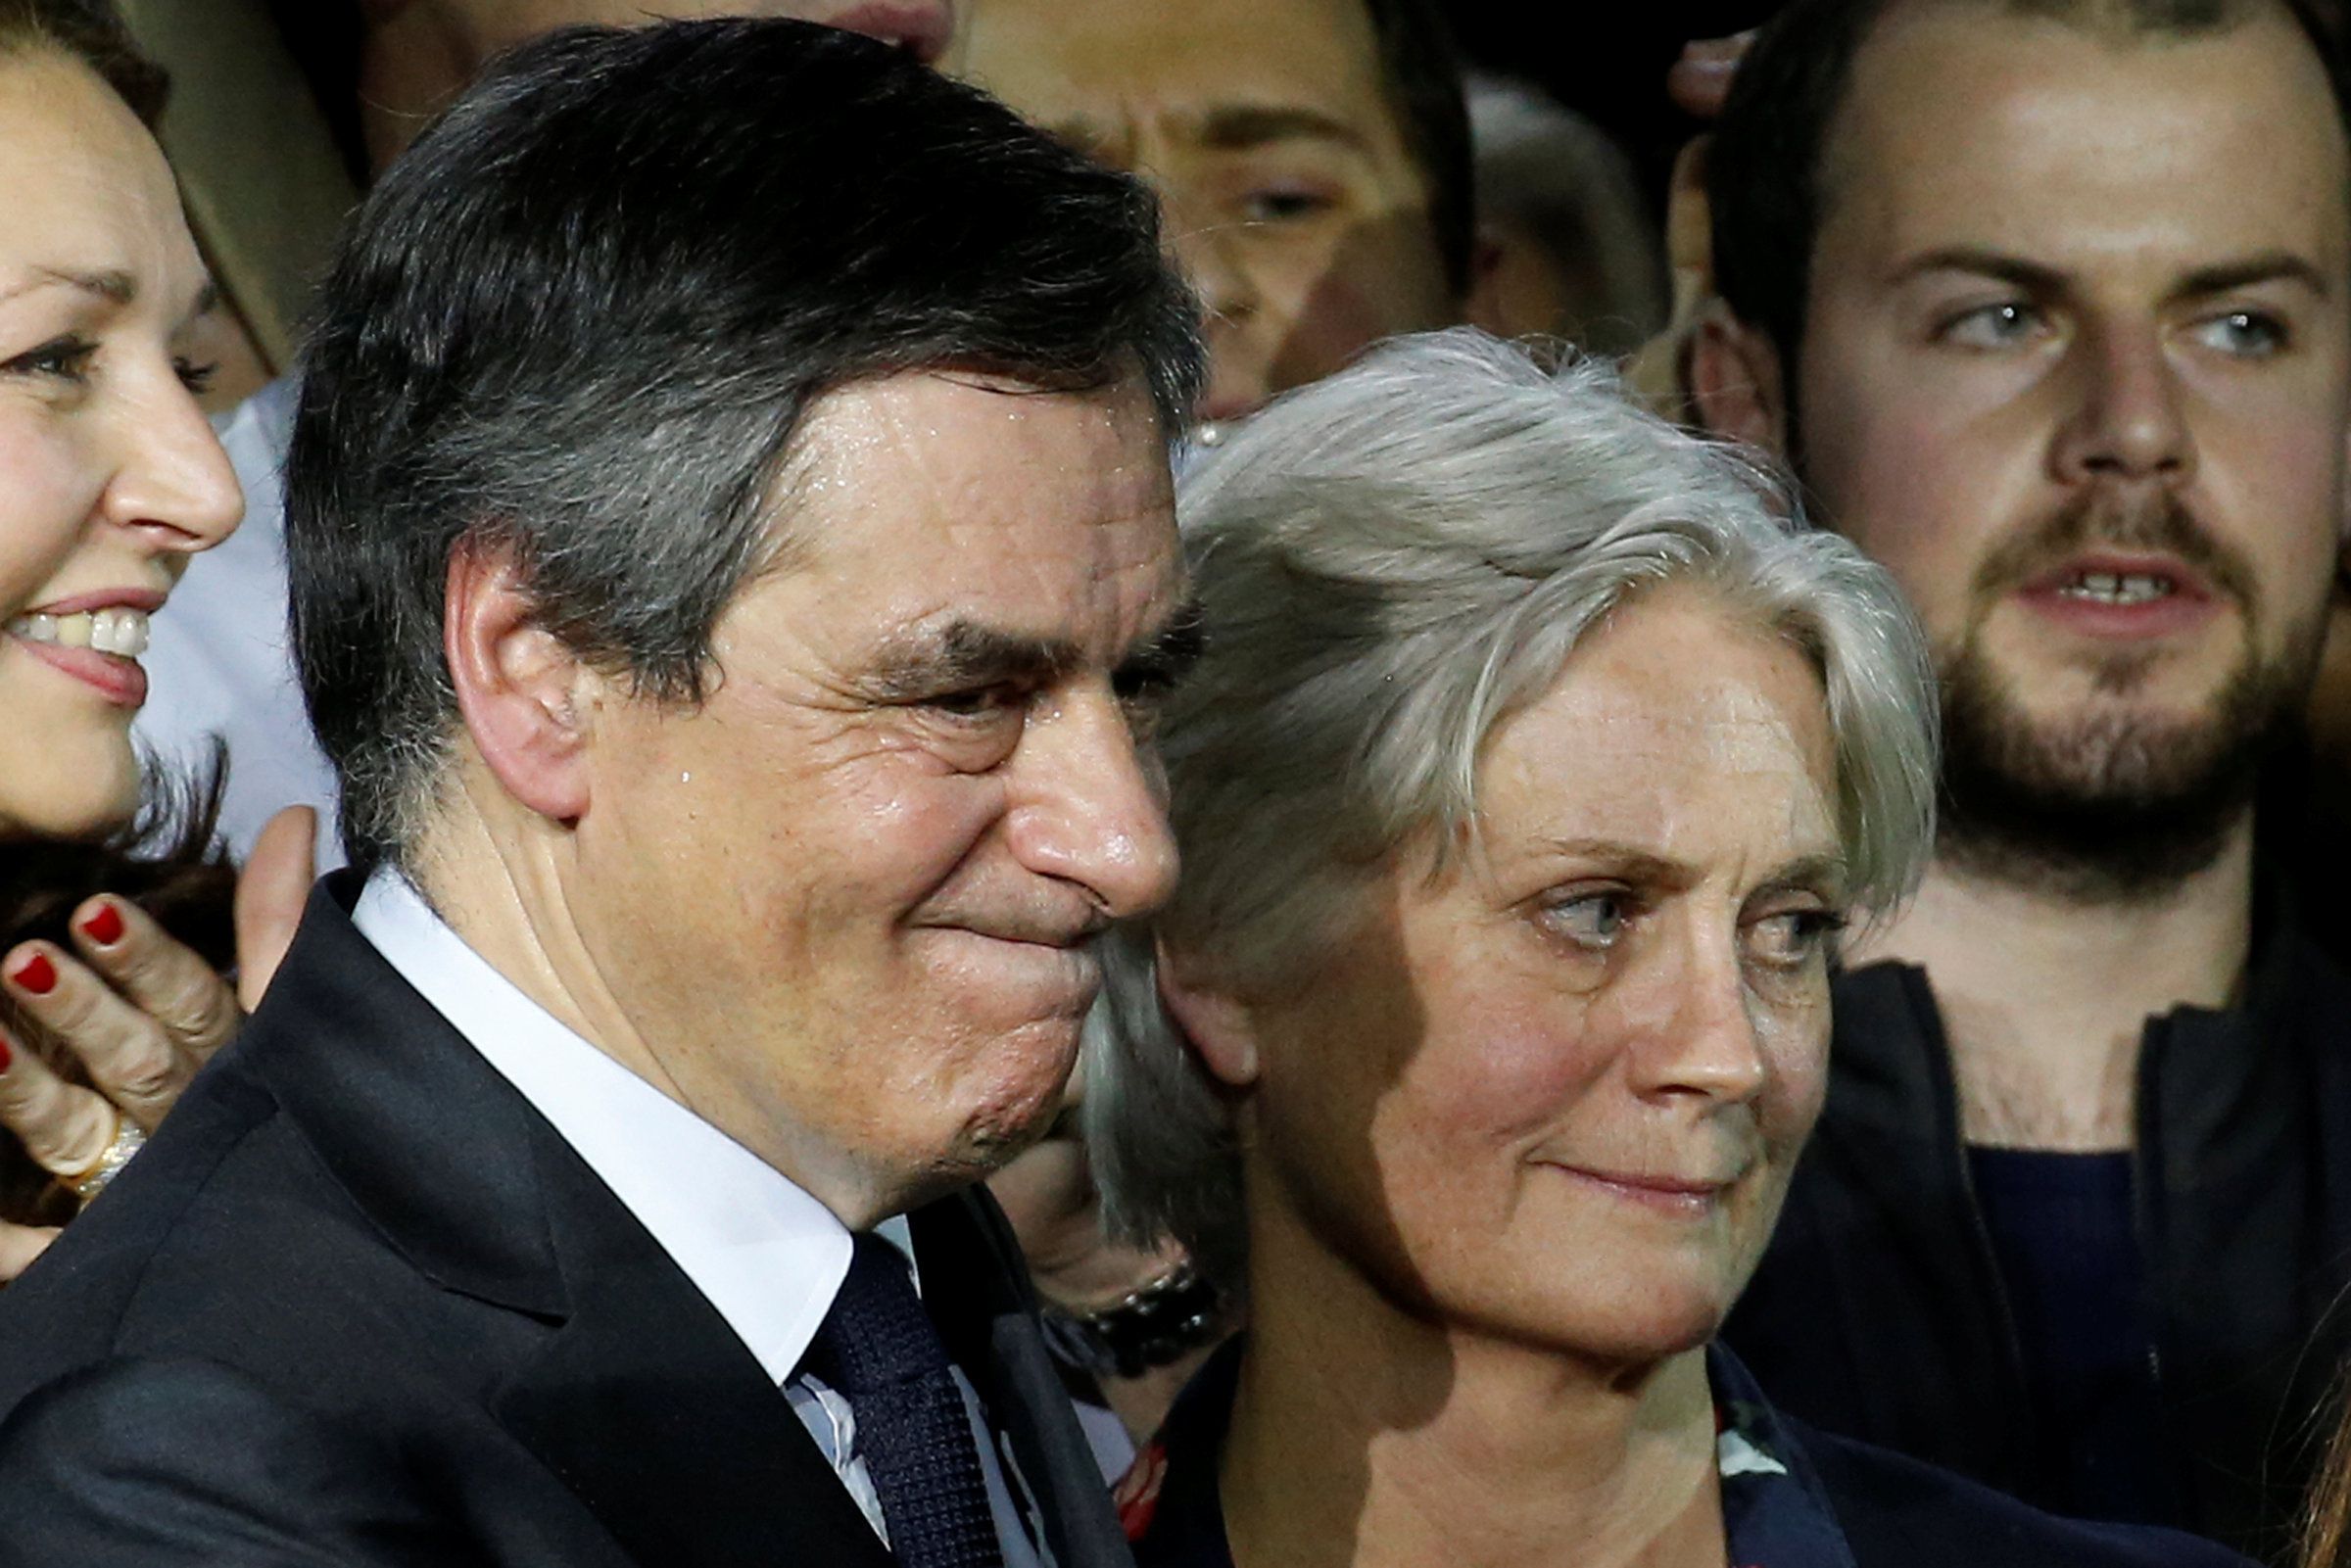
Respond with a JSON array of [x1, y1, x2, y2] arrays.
[[1710, 0, 2349, 368], [285, 18, 1203, 872], [1080, 329, 1940, 1288]]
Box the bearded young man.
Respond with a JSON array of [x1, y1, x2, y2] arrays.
[[1687, 0, 2351, 1555]]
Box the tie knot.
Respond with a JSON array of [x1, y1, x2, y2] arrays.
[[807, 1232, 949, 1398]]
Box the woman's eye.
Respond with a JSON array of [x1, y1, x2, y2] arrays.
[[1748, 908, 1847, 968], [2, 335, 99, 383], [1541, 890, 1631, 951], [1938, 301, 2045, 351], [1240, 186, 1335, 224], [173, 356, 221, 395]]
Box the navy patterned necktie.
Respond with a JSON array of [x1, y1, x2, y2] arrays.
[[805, 1232, 1008, 1568]]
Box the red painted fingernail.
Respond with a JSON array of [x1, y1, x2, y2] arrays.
[[79, 903, 124, 946], [12, 953, 56, 996], [0, 1033, 12, 1072]]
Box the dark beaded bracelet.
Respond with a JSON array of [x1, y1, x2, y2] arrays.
[[1038, 1259, 1227, 1382]]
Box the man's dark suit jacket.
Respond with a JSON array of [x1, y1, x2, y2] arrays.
[[0, 874, 1132, 1566]]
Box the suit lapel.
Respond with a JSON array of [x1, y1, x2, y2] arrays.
[[492, 1223, 891, 1568], [914, 1192, 1137, 1568], [252, 877, 891, 1567]]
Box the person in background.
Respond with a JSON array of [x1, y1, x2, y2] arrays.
[[350, 0, 965, 167], [0, 0, 312, 1286], [1686, 0, 2351, 1552], [1465, 73, 1666, 357], [954, 0, 1489, 436], [1084, 327, 2237, 1568]]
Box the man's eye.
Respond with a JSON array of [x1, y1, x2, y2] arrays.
[[1540, 890, 1631, 951], [173, 356, 221, 395], [2190, 309, 2287, 357], [927, 686, 1022, 721], [1938, 301, 2046, 350]]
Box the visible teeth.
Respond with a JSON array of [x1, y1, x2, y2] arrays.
[[8, 608, 151, 656], [2061, 572, 2173, 606]]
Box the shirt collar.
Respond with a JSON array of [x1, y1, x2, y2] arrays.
[[352, 866, 857, 1386]]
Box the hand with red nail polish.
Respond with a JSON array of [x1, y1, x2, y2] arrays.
[[0, 806, 316, 1283], [11, 952, 56, 996], [0, 1005, 133, 1283], [79, 902, 125, 947]]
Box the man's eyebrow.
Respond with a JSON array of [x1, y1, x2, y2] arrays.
[[2170, 252, 2331, 304], [1886, 248, 2066, 295], [868, 603, 1207, 700], [1196, 104, 1370, 155], [1118, 600, 1206, 688], [1888, 247, 2333, 307], [870, 623, 1083, 698]]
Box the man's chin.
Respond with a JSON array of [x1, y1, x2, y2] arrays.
[[1938, 673, 2278, 901]]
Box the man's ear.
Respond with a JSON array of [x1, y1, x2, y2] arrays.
[[1154, 936, 1260, 1090], [1687, 298, 1790, 457], [444, 542, 597, 825]]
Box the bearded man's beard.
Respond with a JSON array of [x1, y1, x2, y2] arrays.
[[1932, 488, 2324, 904]]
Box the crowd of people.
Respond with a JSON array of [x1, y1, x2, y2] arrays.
[[0, 0, 2346, 1564]]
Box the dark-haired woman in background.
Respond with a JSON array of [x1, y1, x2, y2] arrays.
[[0, 0, 265, 1279]]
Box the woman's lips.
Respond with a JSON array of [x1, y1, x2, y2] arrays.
[[1550, 1163, 1740, 1216], [10, 635, 148, 707], [7, 603, 158, 707]]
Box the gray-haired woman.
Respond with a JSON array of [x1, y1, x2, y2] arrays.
[[1085, 329, 2246, 1567]]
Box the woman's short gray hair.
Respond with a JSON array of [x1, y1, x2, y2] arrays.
[[1082, 328, 1938, 1286]]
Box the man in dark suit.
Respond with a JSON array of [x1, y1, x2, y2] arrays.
[[0, 18, 1203, 1565]]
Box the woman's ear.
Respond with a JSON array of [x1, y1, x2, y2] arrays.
[[1687, 298, 1791, 458], [1155, 936, 1261, 1090]]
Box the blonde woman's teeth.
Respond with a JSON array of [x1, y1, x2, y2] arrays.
[[10, 609, 151, 656]]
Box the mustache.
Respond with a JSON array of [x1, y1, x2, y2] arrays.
[[1968, 486, 2259, 616]]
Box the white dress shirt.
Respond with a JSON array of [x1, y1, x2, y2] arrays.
[[352, 869, 1052, 1564]]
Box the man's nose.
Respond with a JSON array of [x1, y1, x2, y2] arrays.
[[2049, 321, 2195, 486], [1005, 691, 1180, 921]]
